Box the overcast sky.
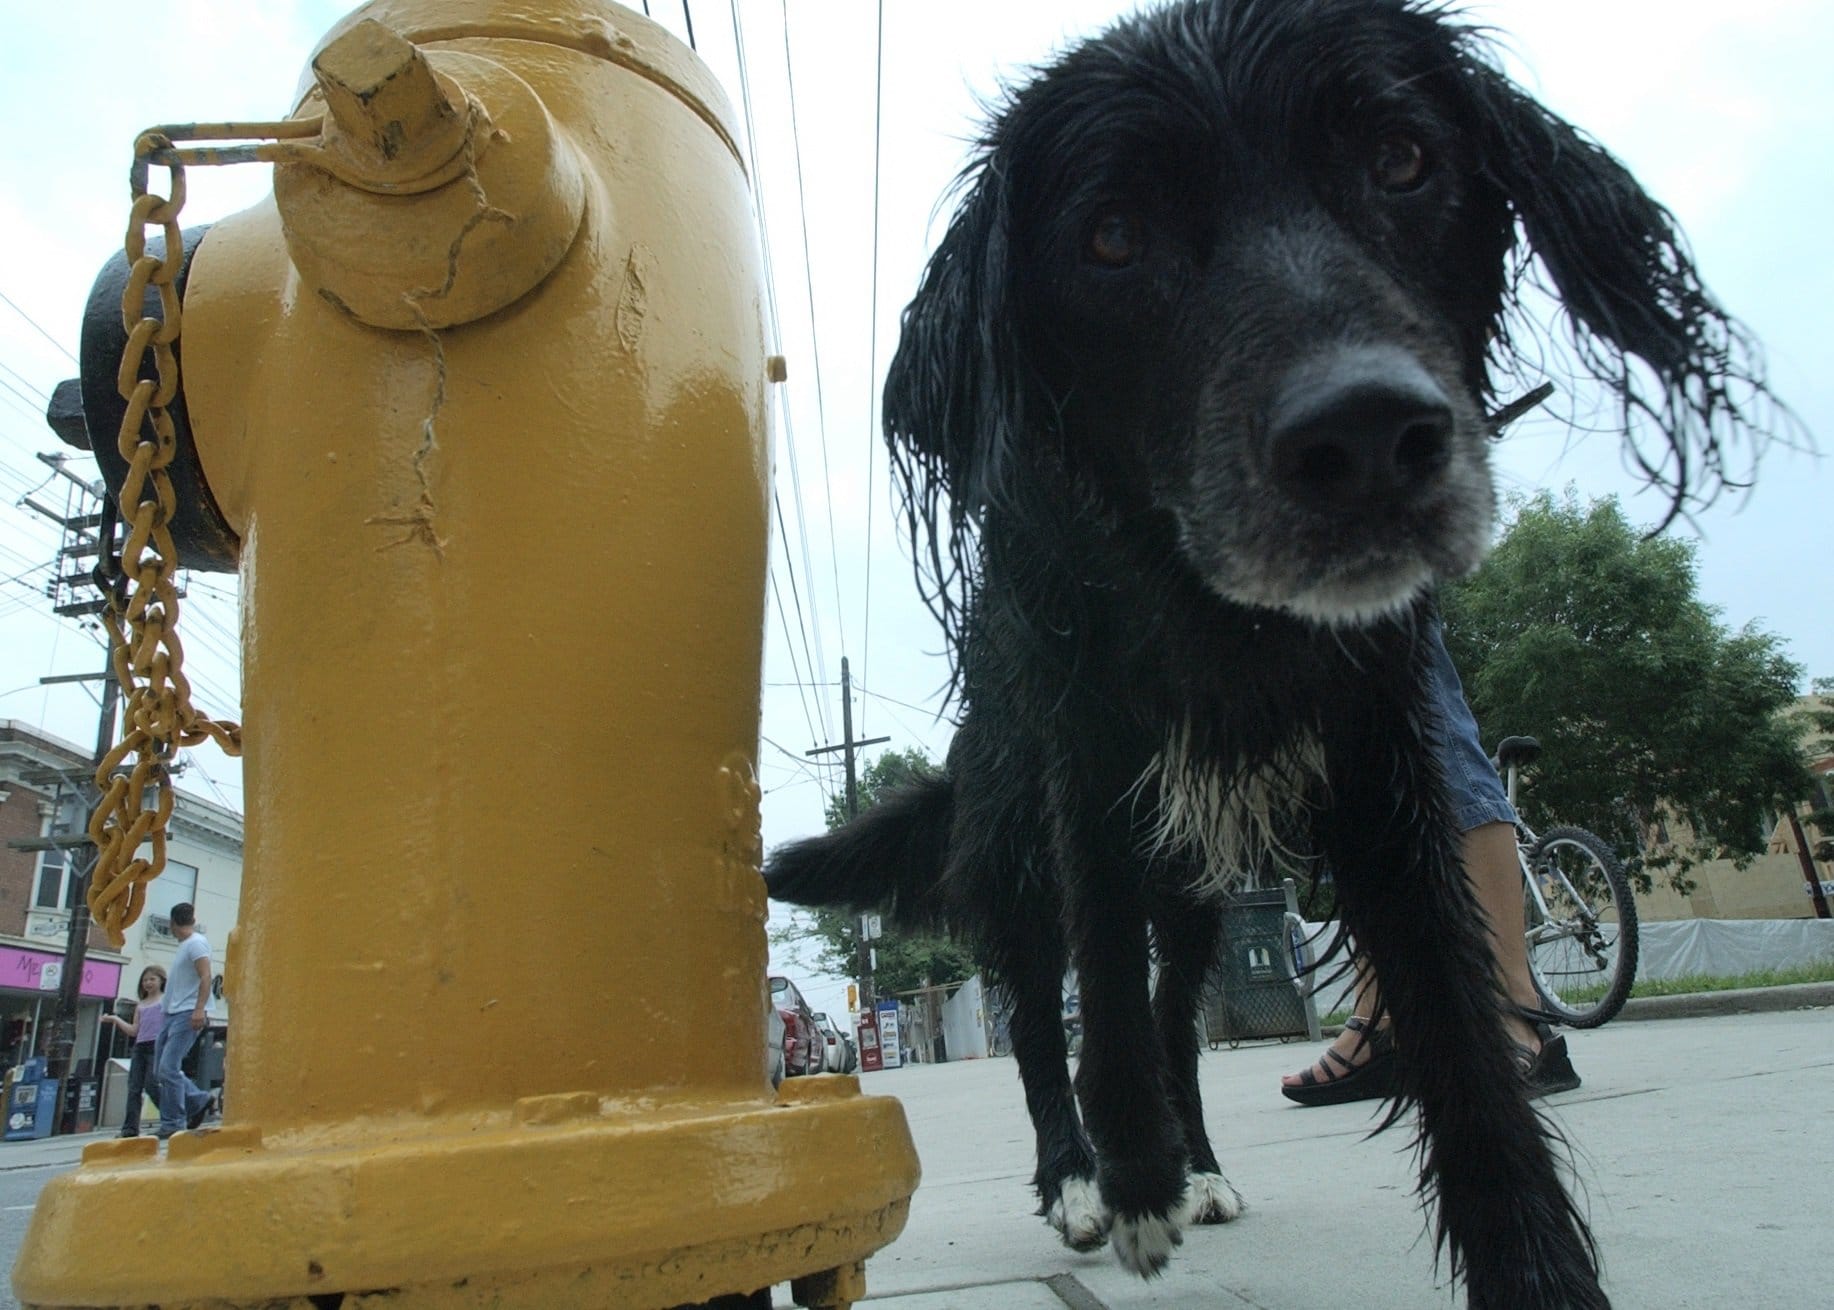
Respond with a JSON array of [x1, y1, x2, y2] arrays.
[[0, 1, 1827, 1017]]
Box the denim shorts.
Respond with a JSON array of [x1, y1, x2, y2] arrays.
[[1424, 621, 1516, 833]]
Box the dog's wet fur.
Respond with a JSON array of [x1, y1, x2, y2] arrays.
[[766, 2, 1776, 1305]]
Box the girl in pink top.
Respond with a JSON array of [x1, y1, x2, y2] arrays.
[[100, 965, 166, 1137]]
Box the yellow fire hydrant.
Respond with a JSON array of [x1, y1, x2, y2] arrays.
[[13, 2, 918, 1306]]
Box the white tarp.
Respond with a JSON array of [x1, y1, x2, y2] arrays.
[[1634, 917, 1834, 982], [941, 974, 990, 1060]]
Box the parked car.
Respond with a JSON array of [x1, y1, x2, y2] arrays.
[[766, 999, 787, 1088], [811, 1011, 857, 1073], [769, 975, 823, 1077]]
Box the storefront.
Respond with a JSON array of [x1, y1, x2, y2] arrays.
[[0, 944, 124, 1080]]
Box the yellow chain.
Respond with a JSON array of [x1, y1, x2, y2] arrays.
[[83, 113, 426, 945], [87, 130, 252, 949]]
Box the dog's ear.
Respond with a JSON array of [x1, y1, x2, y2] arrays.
[[883, 170, 1025, 515], [881, 166, 1028, 647], [1462, 64, 1782, 523]]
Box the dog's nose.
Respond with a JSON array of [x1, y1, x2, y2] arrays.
[[1266, 348, 1455, 511]]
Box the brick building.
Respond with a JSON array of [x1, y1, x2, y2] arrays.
[[0, 719, 242, 1089]]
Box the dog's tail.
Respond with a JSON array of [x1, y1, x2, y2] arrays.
[[763, 772, 954, 929]]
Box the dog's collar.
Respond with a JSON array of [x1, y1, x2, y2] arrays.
[[1486, 380, 1556, 435]]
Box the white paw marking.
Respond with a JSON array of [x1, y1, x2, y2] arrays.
[[1046, 1176, 1110, 1251], [1111, 1209, 1182, 1278], [1176, 1170, 1245, 1226]]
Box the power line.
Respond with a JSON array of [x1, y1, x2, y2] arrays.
[[0, 371, 48, 417], [0, 383, 48, 432], [855, 682, 946, 720], [0, 558, 52, 590], [0, 357, 51, 405], [178, 749, 243, 812], [861, 0, 887, 736], [760, 734, 831, 789], [767, 558, 824, 750], [728, 0, 836, 731], [777, 0, 849, 669], [770, 485, 831, 744], [0, 287, 77, 365]]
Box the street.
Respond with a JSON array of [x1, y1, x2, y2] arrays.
[[0, 1003, 1828, 1308], [0, 1167, 55, 1306]]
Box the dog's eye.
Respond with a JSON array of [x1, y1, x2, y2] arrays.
[[1371, 134, 1429, 192], [1087, 213, 1145, 267]]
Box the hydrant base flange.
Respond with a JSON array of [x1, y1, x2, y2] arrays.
[[14, 1089, 918, 1309]]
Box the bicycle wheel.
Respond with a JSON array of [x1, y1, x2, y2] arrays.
[[1523, 826, 1640, 1028]]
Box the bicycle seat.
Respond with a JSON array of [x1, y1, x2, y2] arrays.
[[1494, 735, 1541, 769]]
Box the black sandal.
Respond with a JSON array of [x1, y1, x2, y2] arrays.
[[1517, 1017, 1582, 1098], [1281, 1015, 1399, 1107]]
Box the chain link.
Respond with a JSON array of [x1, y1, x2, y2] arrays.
[[87, 129, 257, 949]]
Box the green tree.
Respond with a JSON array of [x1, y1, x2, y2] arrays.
[[1440, 491, 1810, 890], [773, 747, 980, 997]]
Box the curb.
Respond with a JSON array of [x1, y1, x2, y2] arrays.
[[1612, 980, 1834, 1022], [1317, 980, 1834, 1040]]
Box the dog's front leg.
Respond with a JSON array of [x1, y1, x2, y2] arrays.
[[985, 899, 1104, 1249], [1048, 770, 1187, 1278], [1151, 892, 1245, 1227], [1324, 725, 1608, 1310]]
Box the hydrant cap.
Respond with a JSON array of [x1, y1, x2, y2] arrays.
[[297, 0, 746, 173]]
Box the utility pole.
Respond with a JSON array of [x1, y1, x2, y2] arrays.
[[42, 656, 119, 1087], [805, 656, 889, 1009], [7, 425, 126, 1093], [1784, 809, 1832, 919]]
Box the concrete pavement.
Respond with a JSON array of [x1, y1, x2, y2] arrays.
[[849, 1003, 1831, 1309]]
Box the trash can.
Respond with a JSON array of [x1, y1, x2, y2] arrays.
[[62, 1076, 100, 1135], [1203, 880, 1321, 1047], [4, 1059, 61, 1141]]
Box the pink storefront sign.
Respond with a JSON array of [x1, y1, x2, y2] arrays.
[[0, 945, 124, 1000]]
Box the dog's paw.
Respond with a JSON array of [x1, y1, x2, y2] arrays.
[[1176, 1170, 1245, 1226], [1045, 1176, 1110, 1251], [1110, 1209, 1182, 1278]]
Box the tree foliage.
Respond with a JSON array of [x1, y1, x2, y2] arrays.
[[785, 747, 980, 998], [1440, 491, 1810, 889]]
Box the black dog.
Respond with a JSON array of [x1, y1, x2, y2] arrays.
[[767, 2, 1774, 1304]]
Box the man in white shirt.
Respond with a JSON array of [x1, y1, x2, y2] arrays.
[[152, 902, 215, 1138]]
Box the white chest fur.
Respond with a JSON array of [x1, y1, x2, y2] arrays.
[[1138, 725, 1328, 895]]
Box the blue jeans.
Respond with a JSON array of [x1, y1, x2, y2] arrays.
[[1423, 619, 1516, 834], [151, 1009, 210, 1134], [120, 1041, 155, 1136]]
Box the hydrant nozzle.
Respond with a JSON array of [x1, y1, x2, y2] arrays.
[[274, 19, 586, 331]]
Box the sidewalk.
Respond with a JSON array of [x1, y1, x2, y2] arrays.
[[0, 1129, 111, 1173], [845, 1003, 1831, 1309]]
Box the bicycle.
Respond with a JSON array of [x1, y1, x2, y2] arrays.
[[1495, 735, 1640, 1028]]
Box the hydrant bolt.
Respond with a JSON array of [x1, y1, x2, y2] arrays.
[[313, 19, 467, 182]]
